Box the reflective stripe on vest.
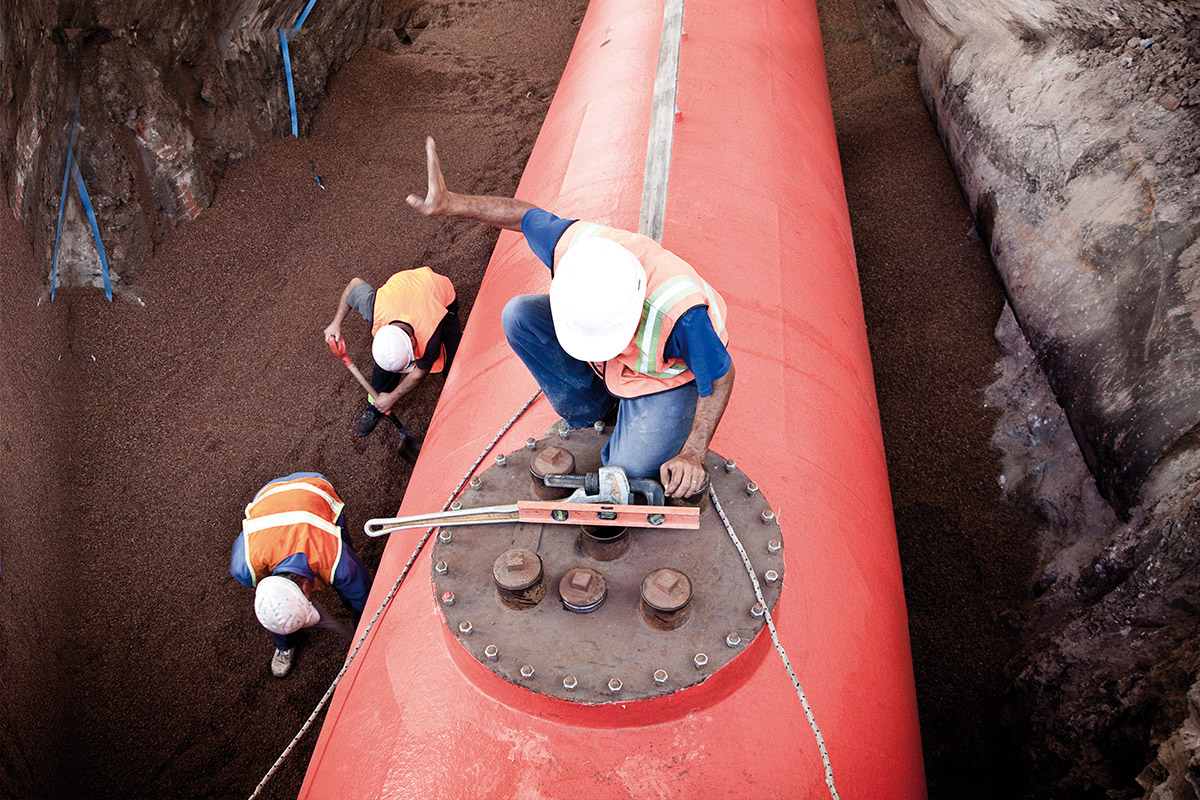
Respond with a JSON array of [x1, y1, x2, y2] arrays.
[[242, 477, 344, 587], [634, 275, 726, 376]]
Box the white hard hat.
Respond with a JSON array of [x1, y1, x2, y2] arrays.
[[550, 238, 647, 362], [372, 325, 415, 373], [254, 575, 321, 635]]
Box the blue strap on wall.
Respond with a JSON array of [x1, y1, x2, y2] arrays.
[[293, 0, 319, 32], [51, 96, 82, 302], [70, 160, 113, 301], [280, 29, 298, 138]]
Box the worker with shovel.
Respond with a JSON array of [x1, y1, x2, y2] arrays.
[[324, 268, 461, 456], [230, 472, 373, 678], [406, 137, 734, 500]]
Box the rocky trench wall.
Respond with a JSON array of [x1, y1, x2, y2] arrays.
[[892, 0, 1200, 796], [0, 0, 397, 290]]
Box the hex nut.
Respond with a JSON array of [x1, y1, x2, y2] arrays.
[[469, 475, 482, 490], [764, 569, 780, 585], [653, 669, 669, 686], [768, 539, 782, 554], [438, 529, 453, 543], [525, 437, 537, 450], [750, 603, 765, 619], [761, 509, 776, 524], [726, 632, 742, 647], [724, 459, 736, 473], [746, 481, 759, 495], [520, 664, 535, 679], [694, 653, 709, 669], [435, 560, 449, 575], [484, 645, 499, 662], [459, 620, 473, 634], [441, 591, 455, 606], [450, 500, 463, 511], [563, 675, 578, 690], [608, 678, 623, 694], [594, 420, 606, 433], [558, 427, 571, 440], [494, 453, 507, 466]]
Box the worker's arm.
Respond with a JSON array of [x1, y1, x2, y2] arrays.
[[406, 136, 534, 231], [324, 277, 369, 344], [372, 366, 429, 415], [660, 362, 735, 499], [330, 542, 373, 616]]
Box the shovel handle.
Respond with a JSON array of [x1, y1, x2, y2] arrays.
[[328, 337, 384, 407]]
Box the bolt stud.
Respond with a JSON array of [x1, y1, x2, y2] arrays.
[[469, 475, 482, 490]]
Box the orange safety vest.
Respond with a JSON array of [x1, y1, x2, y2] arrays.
[[371, 267, 457, 374], [553, 222, 729, 399], [241, 475, 346, 589]]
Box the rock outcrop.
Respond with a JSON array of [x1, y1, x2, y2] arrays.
[[893, 0, 1200, 795], [0, 0, 386, 293]]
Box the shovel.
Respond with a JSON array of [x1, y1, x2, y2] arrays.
[[327, 337, 422, 462]]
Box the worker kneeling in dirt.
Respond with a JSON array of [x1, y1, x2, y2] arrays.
[[324, 267, 461, 441], [407, 137, 734, 500], [230, 472, 373, 678]]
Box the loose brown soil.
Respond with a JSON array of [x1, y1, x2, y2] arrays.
[[0, 0, 1035, 797]]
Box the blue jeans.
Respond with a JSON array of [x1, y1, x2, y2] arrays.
[[502, 295, 697, 479]]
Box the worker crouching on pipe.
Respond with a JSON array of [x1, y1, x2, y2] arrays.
[[407, 137, 735, 499], [324, 266, 462, 441], [230, 473, 373, 678]]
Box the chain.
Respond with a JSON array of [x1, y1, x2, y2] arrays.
[[247, 390, 542, 800], [709, 485, 840, 800]]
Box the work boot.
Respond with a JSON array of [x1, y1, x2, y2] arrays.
[[355, 405, 384, 438], [270, 647, 294, 678]]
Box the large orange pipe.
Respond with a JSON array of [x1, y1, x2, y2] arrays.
[[301, 0, 924, 796]]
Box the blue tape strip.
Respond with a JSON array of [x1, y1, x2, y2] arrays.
[[51, 97, 82, 302], [293, 0, 318, 32], [280, 29, 297, 138], [70, 161, 112, 301], [51, 146, 73, 302]]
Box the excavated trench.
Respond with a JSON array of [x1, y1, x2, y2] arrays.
[[1, 0, 1197, 797]]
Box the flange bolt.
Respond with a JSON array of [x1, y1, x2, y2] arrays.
[[608, 678, 623, 694], [694, 653, 709, 669], [764, 569, 780, 585], [746, 481, 759, 495], [435, 560, 448, 575], [563, 675, 577, 691], [653, 669, 669, 686], [441, 591, 455, 606], [484, 645, 499, 662], [458, 620, 473, 635], [520, 664, 535, 679], [726, 632, 742, 648]]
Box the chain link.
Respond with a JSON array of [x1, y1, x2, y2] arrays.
[[709, 485, 840, 800], [248, 390, 542, 800]]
